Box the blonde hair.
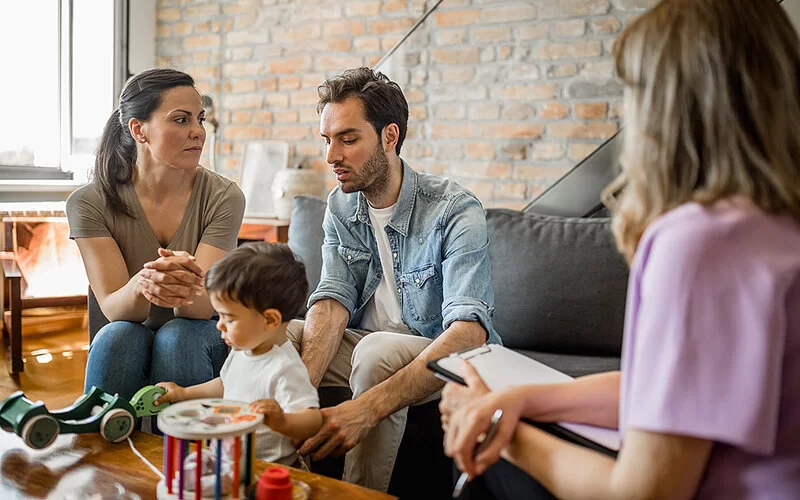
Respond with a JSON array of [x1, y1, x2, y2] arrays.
[[603, 0, 800, 263]]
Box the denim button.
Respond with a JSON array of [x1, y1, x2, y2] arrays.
[[415, 278, 420, 283], [377, 273, 382, 278]]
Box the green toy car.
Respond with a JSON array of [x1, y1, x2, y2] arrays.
[[0, 385, 169, 449]]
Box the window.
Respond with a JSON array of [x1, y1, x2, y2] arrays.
[[0, 0, 120, 181]]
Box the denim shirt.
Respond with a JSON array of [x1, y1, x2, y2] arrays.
[[308, 161, 501, 345]]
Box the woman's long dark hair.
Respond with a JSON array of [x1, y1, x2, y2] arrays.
[[94, 68, 195, 216]]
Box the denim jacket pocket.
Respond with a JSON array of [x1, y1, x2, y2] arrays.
[[337, 245, 372, 265], [400, 263, 443, 321]]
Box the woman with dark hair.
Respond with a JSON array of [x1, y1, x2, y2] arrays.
[[440, 0, 800, 498], [67, 68, 244, 401]]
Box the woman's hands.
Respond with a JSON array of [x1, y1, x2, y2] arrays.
[[442, 362, 526, 480], [439, 361, 492, 431], [138, 248, 205, 307]]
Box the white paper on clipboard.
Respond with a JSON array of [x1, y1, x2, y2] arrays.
[[436, 344, 621, 452]]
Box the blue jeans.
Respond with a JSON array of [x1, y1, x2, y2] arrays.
[[84, 318, 228, 400]]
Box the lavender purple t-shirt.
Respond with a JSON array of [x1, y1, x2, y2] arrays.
[[619, 201, 800, 498]]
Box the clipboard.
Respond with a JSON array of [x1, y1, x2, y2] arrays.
[[428, 344, 620, 457]]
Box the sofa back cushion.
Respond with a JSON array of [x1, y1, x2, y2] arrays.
[[487, 209, 628, 355], [286, 197, 629, 356], [288, 195, 327, 314]]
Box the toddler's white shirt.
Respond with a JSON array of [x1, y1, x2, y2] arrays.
[[220, 340, 319, 465]]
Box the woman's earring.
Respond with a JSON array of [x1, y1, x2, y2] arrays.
[[140, 137, 147, 143]]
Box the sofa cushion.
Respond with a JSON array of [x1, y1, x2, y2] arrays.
[[486, 209, 628, 356], [518, 349, 621, 378], [288, 195, 327, 314], [287, 199, 629, 357]]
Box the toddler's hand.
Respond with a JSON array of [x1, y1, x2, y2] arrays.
[[249, 399, 285, 430], [155, 382, 185, 405]]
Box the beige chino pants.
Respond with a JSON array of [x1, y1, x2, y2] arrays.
[[286, 319, 439, 493]]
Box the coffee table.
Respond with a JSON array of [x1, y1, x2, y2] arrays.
[[0, 429, 396, 499]]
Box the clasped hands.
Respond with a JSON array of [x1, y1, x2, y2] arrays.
[[440, 361, 524, 481], [137, 248, 205, 308]]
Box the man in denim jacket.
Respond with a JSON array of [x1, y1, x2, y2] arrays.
[[287, 67, 500, 492]]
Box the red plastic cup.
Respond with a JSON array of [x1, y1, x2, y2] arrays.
[[255, 466, 293, 500]]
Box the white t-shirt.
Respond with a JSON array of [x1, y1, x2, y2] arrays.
[[360, 203, 411, 334], [219, 341, 319, 465]]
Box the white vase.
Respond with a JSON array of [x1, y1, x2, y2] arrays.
[[271, 167, 325, 220]]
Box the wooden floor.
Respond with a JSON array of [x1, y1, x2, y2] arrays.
[[0, 323, 87, 409]]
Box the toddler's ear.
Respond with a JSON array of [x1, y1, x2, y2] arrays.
[[262, 308, 283, 329]]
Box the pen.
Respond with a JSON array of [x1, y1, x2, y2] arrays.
[[452, 408, 504, 498]]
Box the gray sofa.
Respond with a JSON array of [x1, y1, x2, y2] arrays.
[[289, 196, 627, 375], [288, 195, 629, 497]]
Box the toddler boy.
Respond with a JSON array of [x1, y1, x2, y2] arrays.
[[156, 242, 320, 467]]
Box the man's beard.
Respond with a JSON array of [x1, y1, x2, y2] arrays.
[[339, 145, 391, 196]]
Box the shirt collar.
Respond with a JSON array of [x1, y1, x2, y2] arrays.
[[388, 160, 416, 237]]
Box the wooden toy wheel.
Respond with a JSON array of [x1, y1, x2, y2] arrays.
[[21, 415, 60, 449], [100, 408, 134, 443]]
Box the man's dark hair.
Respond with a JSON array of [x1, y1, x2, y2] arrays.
[[205, 242, 308, 321], [317, 67, 409, 155]]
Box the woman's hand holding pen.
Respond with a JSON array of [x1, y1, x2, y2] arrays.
[[439, 360, 491, 431], [442, 361, 524, 480], [138, 248, 205, 307]]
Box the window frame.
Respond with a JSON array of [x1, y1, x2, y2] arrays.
[[0, 0, 127, 181]]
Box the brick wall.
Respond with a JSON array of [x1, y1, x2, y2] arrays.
[[155, 0, 658, 209]]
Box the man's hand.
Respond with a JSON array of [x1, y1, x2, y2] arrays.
[[296, 398, 378, 460], [154, 382, 186, 406], [249, 399, 286, 431]]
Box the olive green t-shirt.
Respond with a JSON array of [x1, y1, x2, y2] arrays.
[[66, 167, 246, 329]]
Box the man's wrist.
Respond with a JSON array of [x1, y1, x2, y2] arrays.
[[358, 389, 392, 425]]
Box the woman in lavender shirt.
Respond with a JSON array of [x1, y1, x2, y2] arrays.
[[439, 0, 800, 498]]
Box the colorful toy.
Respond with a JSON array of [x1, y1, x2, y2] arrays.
[[156, 399, 263, 500], [0, 385, 169, 449], [156, 399, 314, 500], [156, 399, 264, 499]]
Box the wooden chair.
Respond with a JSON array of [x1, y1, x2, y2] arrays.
[[1, 252, 86, 375]]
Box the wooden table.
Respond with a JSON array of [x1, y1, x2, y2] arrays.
[[0, 430, 395, 499], [1, 250, 85, 376], [1, 217, 88, 376], [238, 218, 290, 244]]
